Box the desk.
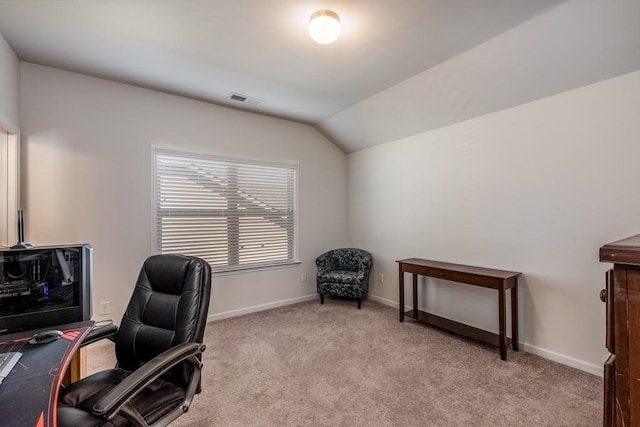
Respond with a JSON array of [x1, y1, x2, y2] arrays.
[[397, 258, 520, 360], [62, 347, 88, 386], [0, 321, 93, 427]]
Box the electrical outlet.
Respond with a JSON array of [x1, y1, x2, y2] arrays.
[[378, 273, 384, 284], [99, 301, 110, 315], [301, 272, 308, 283]]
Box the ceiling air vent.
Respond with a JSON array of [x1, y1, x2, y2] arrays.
[[228, 92, 263, 106]]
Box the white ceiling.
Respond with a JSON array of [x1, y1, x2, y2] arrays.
[[0, 0, 563, 144]]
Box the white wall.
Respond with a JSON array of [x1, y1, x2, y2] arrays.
[[350, 70, 640, 374], [19, 62, 348, 322], [0, 31, 19, 130]]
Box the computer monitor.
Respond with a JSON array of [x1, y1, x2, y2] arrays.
[[0, 244, 92, 334]]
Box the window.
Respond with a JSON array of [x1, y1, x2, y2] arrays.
[[153, 147, 297, 272]]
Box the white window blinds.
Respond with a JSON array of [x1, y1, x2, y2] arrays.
[[154, 148, 297, 272]]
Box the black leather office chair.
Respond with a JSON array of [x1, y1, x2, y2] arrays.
[[57, 254, 212, 427]]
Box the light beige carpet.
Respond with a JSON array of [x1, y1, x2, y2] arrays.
[[87, 299, 601, 426]]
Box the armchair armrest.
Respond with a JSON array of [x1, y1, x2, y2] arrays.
[[358, 257, 372, 275], [92, 342, 205, 420], [316, 252, 338, 276]]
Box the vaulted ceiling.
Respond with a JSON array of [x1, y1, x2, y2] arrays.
[[0, 0, 637, 152]]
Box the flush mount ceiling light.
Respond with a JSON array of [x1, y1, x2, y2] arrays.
[[308, 10, 341, 45]]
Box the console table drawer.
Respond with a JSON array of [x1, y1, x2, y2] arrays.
[[399, 258, 518, 290]]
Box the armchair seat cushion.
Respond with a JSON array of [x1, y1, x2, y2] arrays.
[[58, 368, 185, 427], [319, 270, 359, 284], [318, 282, 361, 299]]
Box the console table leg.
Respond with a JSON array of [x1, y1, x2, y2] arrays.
[[511, 283, 519, 351], [413, 274, 418, 318], [399, 268, 405, 322], [499, 288, 507, 360]]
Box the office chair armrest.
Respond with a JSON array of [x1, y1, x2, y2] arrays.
[[92, 341, 204, 421], [80, 323, 119, 347]]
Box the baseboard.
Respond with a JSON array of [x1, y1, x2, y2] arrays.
[[207, 294, 318, 322], [367, 294, 604, 377], [521, 342, 603, 377], [367, 294, 404, 309]]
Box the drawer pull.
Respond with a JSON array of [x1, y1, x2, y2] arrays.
[[600, 289, 606, 303]]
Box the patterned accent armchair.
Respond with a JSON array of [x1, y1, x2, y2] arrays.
[[316, 248, 373, 309]]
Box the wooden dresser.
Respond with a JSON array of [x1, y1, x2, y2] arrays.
[[600, 234, 640, 426]]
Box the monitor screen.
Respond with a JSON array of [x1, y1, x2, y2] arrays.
[[0, 244, 92, 334]]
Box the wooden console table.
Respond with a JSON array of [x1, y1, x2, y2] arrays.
[[397, 258, 520, 360]]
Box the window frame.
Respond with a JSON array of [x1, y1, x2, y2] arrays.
[[0, 123, 20, 249], [151, 143, 300, 274]]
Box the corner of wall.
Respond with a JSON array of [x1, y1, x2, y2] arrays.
[[0, 31, 19, 129]]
